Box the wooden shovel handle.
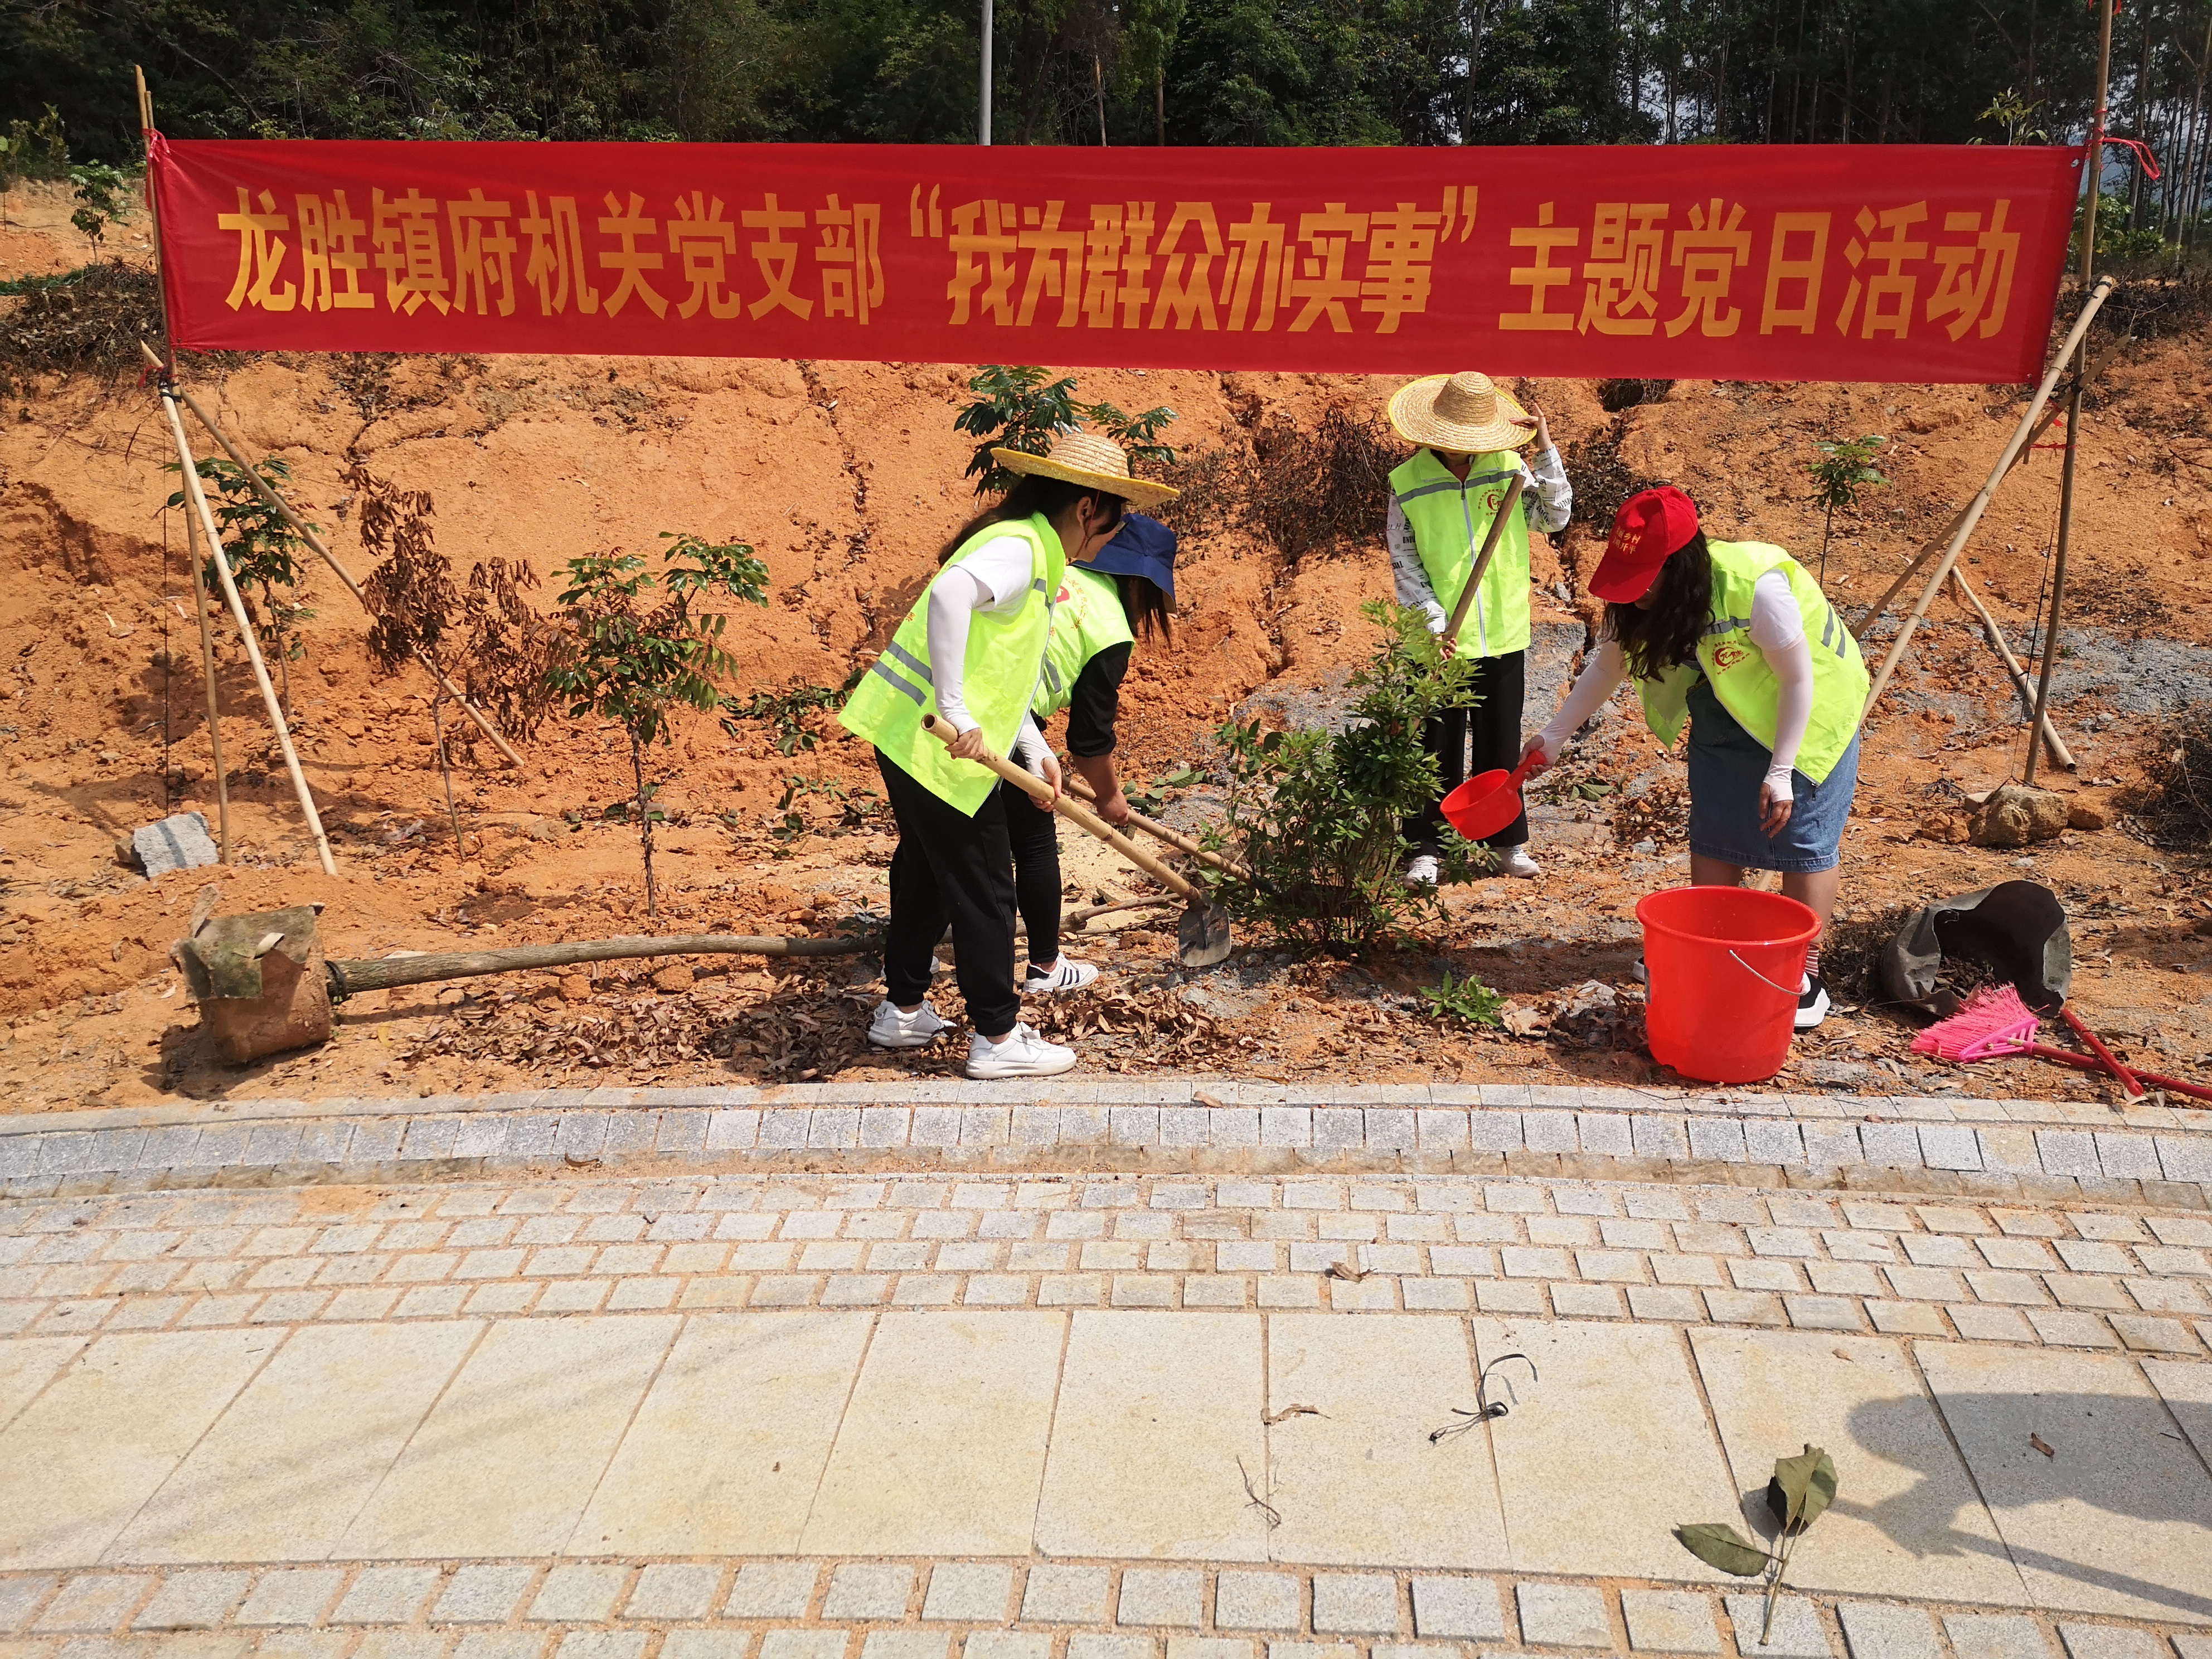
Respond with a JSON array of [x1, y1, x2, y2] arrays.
[[1063, 774, 1255, 882], [922, 716, 1203, 903], [1444, 470, 1526, 646]]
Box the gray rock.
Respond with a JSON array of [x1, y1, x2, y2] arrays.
[[131, 812, 219, 876]]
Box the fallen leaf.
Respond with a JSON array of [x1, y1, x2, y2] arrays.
[[1194, 1089, 1225, 1108], [2029, 1433, 2055, 1459], [1325, 1262, 1370, 1282], [1263, 1404, 1323, 1424]]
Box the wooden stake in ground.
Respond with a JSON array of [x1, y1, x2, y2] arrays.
[[178, 492, 233, 859], [1857, 275, 2116, 729], [2025, 2, 2118, 788], [1947, 569, 2074, 770], [135, 343, 527, 769], [155, 370, 338, 876]]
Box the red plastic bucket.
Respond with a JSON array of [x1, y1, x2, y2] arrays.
[[1636, 886, 1819, 1084]]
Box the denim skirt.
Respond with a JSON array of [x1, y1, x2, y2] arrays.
[[1684, 678, 1860, 874]]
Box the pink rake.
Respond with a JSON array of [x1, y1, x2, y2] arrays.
[[1913, 985, 2212, 1102]]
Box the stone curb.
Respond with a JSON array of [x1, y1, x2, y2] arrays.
[[2, 1086, 2208, 1205]]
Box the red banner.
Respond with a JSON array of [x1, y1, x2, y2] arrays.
[[151, 135, 2083, 383]]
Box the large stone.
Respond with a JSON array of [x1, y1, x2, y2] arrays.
[[1967, 785, 2071, 848], [132, 812, 219, 877]]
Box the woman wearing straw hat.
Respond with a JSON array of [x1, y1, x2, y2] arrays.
[[1384, 371, 1572, 886], [1007, 510, 1179, 996], [840, 429, 1178, 1078], [1522, 487, 1869, 1030]]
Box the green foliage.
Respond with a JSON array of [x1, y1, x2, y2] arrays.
[[1974, 86, 2046, 144], [165, 455, 318, 690], [1126, 763, 1203, 818], [1677, 1444, 1839, 1645], [1211, 601, 1479, 952], [720, 681, 842, 754], [67, 160, 127, 248], [1804, 434, 1887, 581], [769, 773, 882, 853], [954, 366, 1177, 496], [0, 108, 68, 186], [1419, 967, 1506, 1027], [547, 530, 768, 915]]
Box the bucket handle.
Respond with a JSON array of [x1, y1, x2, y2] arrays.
[[1730, 949, 1804, 998]]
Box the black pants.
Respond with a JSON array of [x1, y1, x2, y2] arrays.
[[876, 750, 1020, 1039], [999, 777, 1063, 971], [1404, 648, 1529, 854]]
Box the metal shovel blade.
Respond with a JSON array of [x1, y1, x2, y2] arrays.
[[1178, 901, 1234, 969]]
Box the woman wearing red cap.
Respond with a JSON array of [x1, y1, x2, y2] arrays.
[[1523, 487, 1870, 1029]]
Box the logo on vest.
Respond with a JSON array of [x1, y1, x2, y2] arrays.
[[1711, 641, 1751, 672]]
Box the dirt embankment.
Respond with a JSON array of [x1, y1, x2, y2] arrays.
[[2, 189, 2209, 1109]]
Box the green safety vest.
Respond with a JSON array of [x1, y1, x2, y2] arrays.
[[1388, 447, 1531, 658], [839, 512, 1066, 815], [1032, 565, 1135, 720], [1633, 539, 1870, 784]]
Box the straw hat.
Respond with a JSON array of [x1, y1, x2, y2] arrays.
[[991, 428, 1181, 510], [1386, 371, 1536, 453]]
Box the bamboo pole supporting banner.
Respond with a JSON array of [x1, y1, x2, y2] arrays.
[[135, 343, 527, 769], [1445, 472, 1526, 647], [179, 479, 232, 858], [1857, 275, 2115, 729], [156, 375, 339, 875], [1947, 568, 2076, 769]]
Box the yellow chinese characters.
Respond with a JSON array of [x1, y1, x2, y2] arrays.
[[916, 185, 1475, 333], [212, 184, 885, 327]]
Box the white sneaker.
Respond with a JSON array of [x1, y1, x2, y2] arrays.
[[1022, 955, 1100, 995], [931, 955, 948, 977], [1404, 855, 1440, 887], [1629, 957, 1648, 984], [966, 1022, 1078, 1078], [1795, 976, 1831, 1031], [1497, 845, 1542, 879], [867, 998, 950, 1050]]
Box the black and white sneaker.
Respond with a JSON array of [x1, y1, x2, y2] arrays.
[[1795, 976, 1830, 1031], [1022, 955, 1100, 995], [1629, 957, 1648, 985]]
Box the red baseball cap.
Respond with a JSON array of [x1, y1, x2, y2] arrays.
[[1590, 487, 1701, 602]]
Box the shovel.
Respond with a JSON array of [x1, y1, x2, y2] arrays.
[[925, 715, 1234, 968], [1442, 749, 1544, 842], [1063, 773, 1260, 885], [1442, 471, 1526, 647]]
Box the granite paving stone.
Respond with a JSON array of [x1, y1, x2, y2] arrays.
[[131, 1573, 251, 1632], [1408, 1579, 1505, 1642], [1942, 1614, 2056, 1659], [331, 1569, 443, 1627], [236, 1571, 348, 1628], [1023, 1568, 1110, 1626], [920, 1565, 1015, 1625], [1115, 1571, 1205, 1630], [724, 1564, 820, 1621], [527, 1568, 629, 1626], [1836, 1603, 1942, 1659], [1514, 1584, 1611, 1648], [1619, 1590, 1722, 1655], [1721, 1595, 1835, 1658], [1215, 1575, 1302, 1634]]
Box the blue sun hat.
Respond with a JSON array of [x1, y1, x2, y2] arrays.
[[1083, 511, 1178, 604]]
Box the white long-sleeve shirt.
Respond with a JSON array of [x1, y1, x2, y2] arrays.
[[1536, 569, 1815, 801], [1388, 444, 1574, 636], [925, 535, 1047, 768]]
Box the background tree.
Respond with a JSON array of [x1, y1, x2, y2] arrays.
[[547, 532, 768, 918]]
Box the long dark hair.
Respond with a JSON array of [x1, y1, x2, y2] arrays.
[[1111, 572, 1173, 644], [1606, 529, 1715, 680], [936, 474, 1126, 565]]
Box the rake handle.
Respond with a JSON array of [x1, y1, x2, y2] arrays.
[[921, 716, 1203, 904], [2059, 1006, 2147, 1100], [1997, 1042, 2212, 1103]]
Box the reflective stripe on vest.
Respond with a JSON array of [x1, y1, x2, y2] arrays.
[[838, 513, 1066, 816], [1632, 540, 1871, 785], [1032, 565, 1137, 721], [1387, 448, 1531, 658]]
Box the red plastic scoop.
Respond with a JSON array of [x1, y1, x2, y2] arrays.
[[1442, 751, 1542, 842]]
